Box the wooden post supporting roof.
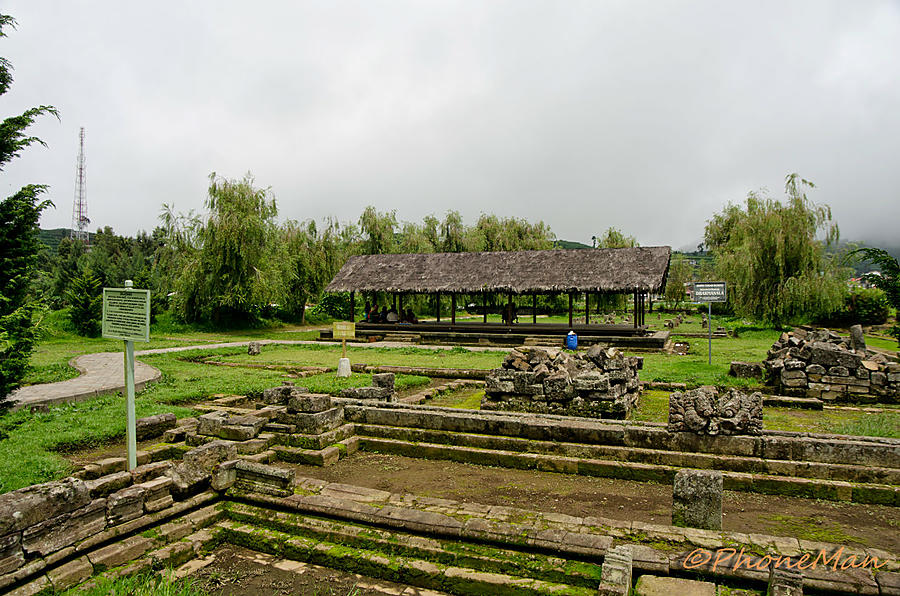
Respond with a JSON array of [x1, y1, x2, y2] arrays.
[[436, 292, 441, 322], [483, 292, 487, 323], [568, 293, 573, 327], [585, 292, 589, 325], [451, 293, 456, 325], [532, 293, 537, 324], [350, 291, 355, 322]]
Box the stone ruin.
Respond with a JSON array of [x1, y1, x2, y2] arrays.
[[482, 345, 642, 419], [339, 372, 397, 401], [764, 326, 899, 403], [668, 386, 763, 435]]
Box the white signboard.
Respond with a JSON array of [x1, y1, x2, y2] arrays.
[[693, 282, 727, 303]]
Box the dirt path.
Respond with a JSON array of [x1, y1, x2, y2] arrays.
[[283, 453, 900, 554]]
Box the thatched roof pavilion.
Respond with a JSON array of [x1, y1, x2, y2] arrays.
[[326, 247, 671, 294], [325, 247, 671, 331]]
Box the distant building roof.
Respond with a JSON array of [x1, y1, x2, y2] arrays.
[[325, 247, 671, 294]]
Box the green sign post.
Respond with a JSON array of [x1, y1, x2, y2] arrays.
[[102, 281, 150, 470]]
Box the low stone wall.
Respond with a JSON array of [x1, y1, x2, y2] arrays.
[[765, 326, 899, 403], [481, 345, 642, 419]]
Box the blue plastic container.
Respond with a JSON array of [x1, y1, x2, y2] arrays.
[[565, 330, 578, 350]]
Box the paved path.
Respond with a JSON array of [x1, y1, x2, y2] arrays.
[[9, 340, 509, 410]]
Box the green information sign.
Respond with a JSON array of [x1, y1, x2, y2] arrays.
[[102, 288, 150, 342]]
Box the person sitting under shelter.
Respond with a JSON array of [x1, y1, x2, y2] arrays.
[[404, 308, 418, 323], [379, 306, 388, 323], [502, 302, 518, 325], [386, 307, 399, 323]]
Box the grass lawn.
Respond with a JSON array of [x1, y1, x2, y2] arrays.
[[629, 328, 780, 389], [866, 334, 899, 352], [630, 390, 900, 438], [206, 344, 507, 370], [20, 311, 323, 386]]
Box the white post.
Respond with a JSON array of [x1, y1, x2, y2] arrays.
[[708, 301, 713, 366], [123, 280, 137, 471]]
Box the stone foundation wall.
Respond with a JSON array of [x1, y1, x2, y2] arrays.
[[481, 345, 642, 419], [764, 327, 899, 403]]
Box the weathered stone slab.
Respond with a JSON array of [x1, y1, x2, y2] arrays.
[[106, 485, 146, 525], [247, 341, 261, 355], [0, 533, 23, 576], [166, 440, 238, 496], [0, 478, 90, 536], [634, 575, 715, 596], [339, 386, 392, 400], [729, 361, 764, 378], [135, 413, 176, 441], [672, 469, 722, 530], [372, 372, 395, 390], [287, 393, 332, 413], [768, 565, 803, 596], [84, 471, 132, 498], [46, 555, 93, 591], [598, 544, 632, 596], [275, 407, 345, 435]]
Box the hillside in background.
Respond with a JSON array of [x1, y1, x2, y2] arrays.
[[555, 239, 592, 250], [38, 228, 95, 254]]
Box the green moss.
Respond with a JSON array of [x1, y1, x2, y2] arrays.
[[758, 514, 861, 545]]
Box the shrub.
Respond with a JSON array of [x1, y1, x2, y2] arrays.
[[65, 270, 102, 336]]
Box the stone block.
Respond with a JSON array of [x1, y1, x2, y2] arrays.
[[84, 471, 132, 498], [633, 575, 715, 596], [87, 535, 152, 571], [22, 498, 106, 556], [827, 366, 849, 377], [107, 485, 146, 525], [805, 363, 826, 375], [247, 341, 261, 355], [197, 411, 266, 441], [729, 361, 764, 378], [0, 478, 90, 536], [46, 555, 93, 591], [135, 413, 176, 441], [130, 461, 174, 484], [166, 440, 238, 496], [287, 393, 332, 413], [597, 545, 632, 596], [672, 469, 722, 530], [808, 341, 862, 369], [233, 460, 295, 497], [572, 371, 610, 392], [0, 532, 23, 576], [339, 386, 392, 400], [275, 407, 344, 434], [371, 372, 395, 390], [768, 565, 803, 596], [137, 476, 173, 512]]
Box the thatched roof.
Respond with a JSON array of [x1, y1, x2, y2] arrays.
[[325, 247, 671, 294]]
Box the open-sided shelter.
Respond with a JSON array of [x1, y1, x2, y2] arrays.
[[323, 247, 671, 345]]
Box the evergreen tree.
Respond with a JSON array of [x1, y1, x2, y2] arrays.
[[0, 14, 57, 405]]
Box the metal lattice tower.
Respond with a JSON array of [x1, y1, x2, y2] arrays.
[[71, 127, 90, 244]]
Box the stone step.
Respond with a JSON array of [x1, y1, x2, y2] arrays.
[[358, 435, 900, 505], [355, 423, 900, 488], [223, 501, 604, 589], [217, 519, 598, 596]]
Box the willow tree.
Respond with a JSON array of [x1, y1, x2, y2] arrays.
[[173, 173, 278, 325], [281, 218, 344, 323], [358, 206, 397, 255], [704, 174, 846, 325]]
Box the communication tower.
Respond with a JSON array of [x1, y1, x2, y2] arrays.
[[70, 127, 90, 244]]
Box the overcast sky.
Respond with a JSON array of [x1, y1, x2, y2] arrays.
[[2, 1, 899, 249]]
